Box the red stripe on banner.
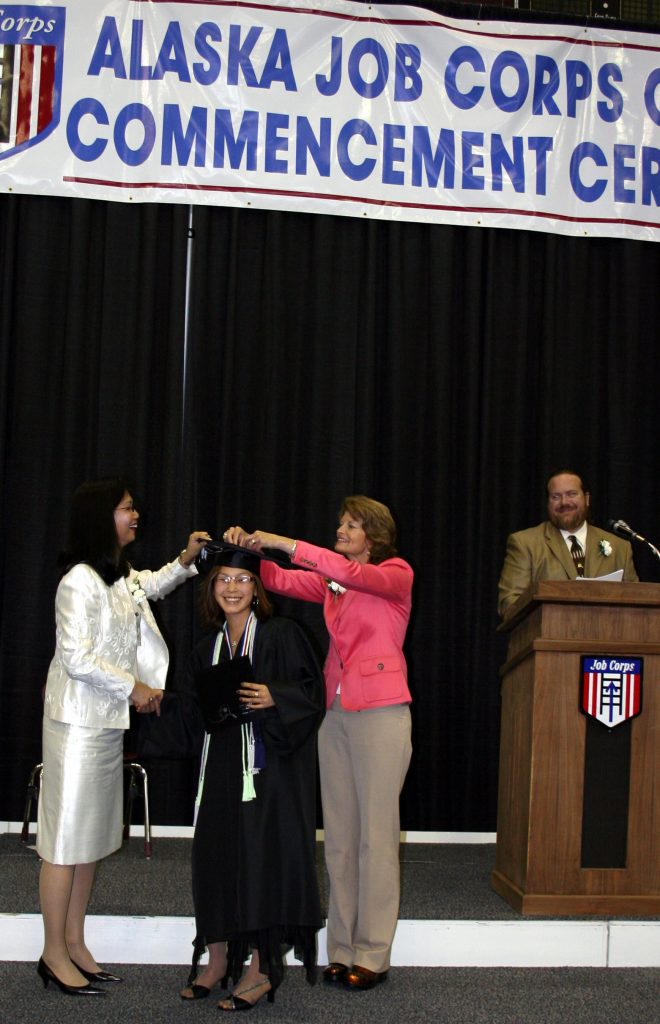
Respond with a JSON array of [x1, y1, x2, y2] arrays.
[[37, 46, 55, 134], [146, 1, 660, 54], [60, 178, 660, 231], [16, 45, 34, 145]]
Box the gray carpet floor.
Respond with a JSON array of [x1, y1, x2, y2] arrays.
[[2, 962, 659, 1024], [2, 833, 522, 920], [3, 833, 646, 921], [3, 834, 658, 1022]]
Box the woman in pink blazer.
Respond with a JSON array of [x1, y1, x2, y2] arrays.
[[224, 496, 413, 991]]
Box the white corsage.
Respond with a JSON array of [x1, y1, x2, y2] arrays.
[[128, 578, 147, 606], [127, 577, 146, 646], [599, 540, 613, 557], [327, 579, 347, 598]]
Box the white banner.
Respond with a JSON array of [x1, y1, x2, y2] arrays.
[[0, 0, 658, 241]]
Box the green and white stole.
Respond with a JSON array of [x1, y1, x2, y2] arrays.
[[194, 613, 259, 822]]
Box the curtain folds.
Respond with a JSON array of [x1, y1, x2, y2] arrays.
[[1, 194, 658, 828]]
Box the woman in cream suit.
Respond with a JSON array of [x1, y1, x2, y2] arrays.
[[37, 477, 209, 996], [224, 496, 413, 992]]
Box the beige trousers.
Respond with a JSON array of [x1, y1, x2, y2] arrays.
[[319, 698, 412, 973]]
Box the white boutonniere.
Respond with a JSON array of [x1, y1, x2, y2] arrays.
[[599, 540, 612, 557], [128, 577, 147, 607], [326, 579, 346, 599]]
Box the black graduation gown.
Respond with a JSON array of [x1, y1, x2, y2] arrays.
[[189, 617, 324, 989]]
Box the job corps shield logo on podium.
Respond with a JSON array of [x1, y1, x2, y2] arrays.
[[0, 6, 65, 160], [580, 655, 643, 729]]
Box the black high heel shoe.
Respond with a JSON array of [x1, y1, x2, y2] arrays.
[[218, 979, 274, 1012], [71, 960, 123, 983], [37, 957, 105, 996], [181, 974, 229, 1000]]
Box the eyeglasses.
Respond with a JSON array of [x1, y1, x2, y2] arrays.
[[548, 491, 581, 503], [214, 574, 256, 586]]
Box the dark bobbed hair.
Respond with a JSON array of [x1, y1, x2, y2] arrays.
[[199, 564, 273, 631], [339, 495, 398, 564], [59, 476, 133, 585]]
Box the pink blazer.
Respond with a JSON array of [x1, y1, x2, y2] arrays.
[[260, 540, 413, 711]]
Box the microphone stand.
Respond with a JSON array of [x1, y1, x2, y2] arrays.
[[609, 520, 660, 562], [643, 538, 660, 561]]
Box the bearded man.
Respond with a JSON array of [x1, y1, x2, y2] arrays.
[[497, 470, 638, 617]]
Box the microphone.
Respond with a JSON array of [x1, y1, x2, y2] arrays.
[[607, 519, 648, 543], [608, 519, 660, 562]]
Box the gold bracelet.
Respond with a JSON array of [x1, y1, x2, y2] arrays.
[[290, 541, 297, 561]]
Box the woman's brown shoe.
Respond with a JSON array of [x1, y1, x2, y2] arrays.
[[343, 965, 388, 990], [323, 962, 349, 984]]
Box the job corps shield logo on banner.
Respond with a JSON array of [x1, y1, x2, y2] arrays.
[[0, 6, 65, 160], [580, 656, 643, 729]]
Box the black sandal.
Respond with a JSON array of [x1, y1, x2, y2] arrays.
[[218, 980, 274, 1012]]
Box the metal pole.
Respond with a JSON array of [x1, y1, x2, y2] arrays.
[[181, 203, 195, 454]]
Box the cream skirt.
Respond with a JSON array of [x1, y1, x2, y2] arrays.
[[36, 716, 124, 865]]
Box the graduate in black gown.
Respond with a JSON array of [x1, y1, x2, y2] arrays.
[[180, 549, 324, 1011]]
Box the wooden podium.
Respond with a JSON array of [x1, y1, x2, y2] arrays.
[[492, 581, 660, 915]]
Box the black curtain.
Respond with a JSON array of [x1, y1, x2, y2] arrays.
[[1, 192, 659, 830], [0, 195, 198, 821]]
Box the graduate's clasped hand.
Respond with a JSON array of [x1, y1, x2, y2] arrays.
[[238, 682, 274, 709]]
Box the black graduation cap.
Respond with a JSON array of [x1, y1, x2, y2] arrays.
[[195, 540, 291, 576]]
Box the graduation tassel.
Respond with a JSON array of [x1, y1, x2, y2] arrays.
[[193, 732, 211, 825], [241, 722, 258, 802]]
